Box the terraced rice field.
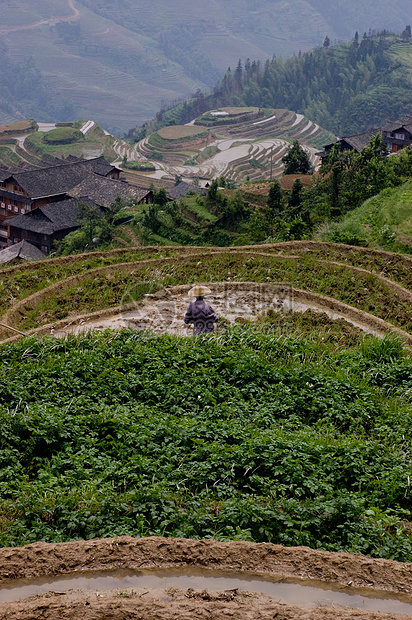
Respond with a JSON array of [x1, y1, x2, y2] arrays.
[[1, 241, 412, 347], [127, 108, 335, 184]]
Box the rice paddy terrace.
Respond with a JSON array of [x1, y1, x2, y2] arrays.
[[0, 108, 334, 190], [1, 241, 412, 345], [118, 108, 335, 185]]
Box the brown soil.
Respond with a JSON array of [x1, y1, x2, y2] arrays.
[[1, 536, 412, 619]]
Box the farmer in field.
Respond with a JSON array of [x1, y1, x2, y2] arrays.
[[184, 285, 218, 335]]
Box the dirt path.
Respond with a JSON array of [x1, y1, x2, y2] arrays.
[[1, 536, 412, 619], [0, 0, 79, 34]]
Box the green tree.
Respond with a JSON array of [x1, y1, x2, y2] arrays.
[[143, 205, 161, 233], [207, 179, 219, 201], [282, 140, 313, 175], [401, 25, 411, 39], [265, 180, 283, 221], [152, 186, 168, 207], [288, 178, 304, 208], [76, 201, 100, 245]]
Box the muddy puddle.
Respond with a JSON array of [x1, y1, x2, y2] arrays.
[[1, 568, 412, 614]]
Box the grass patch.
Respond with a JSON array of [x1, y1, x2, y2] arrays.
[[157, 125, 208, 141], [184, 197, 218, 222], [0, 147, 21, 168], [43, 127, 84, 145], [0, 119, 37, 135], [122, 161, 156, 171], [320, 181, 412, 253]]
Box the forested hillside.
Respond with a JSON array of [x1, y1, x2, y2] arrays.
[[0, 0, 410, 131], [137, 35, 412, 139]]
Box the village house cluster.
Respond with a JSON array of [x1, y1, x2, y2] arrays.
[[0, 156, 153, 260]]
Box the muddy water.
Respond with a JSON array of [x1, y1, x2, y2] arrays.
[[1, 568, 412, 613], [54, 289, 382, 338]]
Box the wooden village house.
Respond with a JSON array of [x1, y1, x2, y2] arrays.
[[381, 118, 412, 153], [0, 156, 120, 248], [0, 156, 153, 252], [322, 116, 412, 160]]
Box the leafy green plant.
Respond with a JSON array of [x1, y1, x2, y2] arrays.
[[0, 328, 412, 559]]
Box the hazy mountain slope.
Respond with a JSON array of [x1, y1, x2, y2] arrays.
[[307, 0, 411, 38], [0, 0, 410, 132]]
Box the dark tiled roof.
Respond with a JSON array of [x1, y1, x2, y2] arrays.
[[382, 116, 412, 132], [341, 129, 379, 152], [167, 181, 206, 200], [0, 240, 46, 263], [7, 198, 103, 235], [3, 157, 119, 199], [68, 175, 149, 208]]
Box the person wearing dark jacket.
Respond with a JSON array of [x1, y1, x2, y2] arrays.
[[184, 285, 218, 335]]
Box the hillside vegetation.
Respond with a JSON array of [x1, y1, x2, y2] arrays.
[[142, 35, 412, 138], [0, 1, 410, 131], [321, 180, 412, 251]]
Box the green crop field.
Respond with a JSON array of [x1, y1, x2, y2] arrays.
[[23, 123, 116, 161], [1, 240, 412, 559], [2, 242, 412, 337], [157, 126, 209, 141], [1, 326, 412, 560]]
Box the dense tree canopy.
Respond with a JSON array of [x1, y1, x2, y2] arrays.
[[282, 141, 313, 175]]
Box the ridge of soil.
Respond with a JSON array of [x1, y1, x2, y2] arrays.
[[1, 588, 408, 620], [1, 537, 412, 619]]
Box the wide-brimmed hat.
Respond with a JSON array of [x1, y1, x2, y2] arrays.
[[188, 285, 212, 297]]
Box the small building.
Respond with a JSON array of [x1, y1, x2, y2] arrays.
[[381, 117, 412, 153], [322, 116, 412, 160], [322, 129, 379, 158], [7, 198, 104, 254], [68, 175, 153, 208], [0, 240, 46, 264], [166, 181, 207, 201]]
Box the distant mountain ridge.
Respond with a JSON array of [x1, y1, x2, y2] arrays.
[[0, 0, 410, 132]]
